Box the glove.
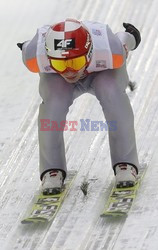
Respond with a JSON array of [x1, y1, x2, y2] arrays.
[[123, 23, 141, 49], [17, 42, 24, 50]]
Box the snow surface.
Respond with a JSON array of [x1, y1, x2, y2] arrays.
[[1, 0, 158, 249]]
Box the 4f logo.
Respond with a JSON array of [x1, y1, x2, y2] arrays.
[[54, 39, 75, 50]]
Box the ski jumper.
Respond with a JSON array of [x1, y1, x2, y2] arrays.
[[22, 21, 139, 180]]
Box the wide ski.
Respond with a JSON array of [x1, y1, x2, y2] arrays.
[[100, 164, 147, 217], [21, 170, 77, 224]]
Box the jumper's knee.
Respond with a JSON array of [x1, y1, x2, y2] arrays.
[[39, 73, 74, 110], [94, 72, 120, 105]]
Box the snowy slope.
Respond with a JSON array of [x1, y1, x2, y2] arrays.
[[1, 0, 158, 249]]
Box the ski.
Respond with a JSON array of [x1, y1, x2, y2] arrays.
[[21, 170, 77, 224], [100, 164, 147, 217]]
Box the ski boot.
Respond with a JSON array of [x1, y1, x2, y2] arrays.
[[42, 170, 64, 195], [114, 164, 138, 188]]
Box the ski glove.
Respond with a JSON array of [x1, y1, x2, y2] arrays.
[[123, 23, 141, 50], [17, 42, 25, 51]]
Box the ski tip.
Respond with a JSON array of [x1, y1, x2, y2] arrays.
[[100, 212, 128, 217], [21, 219, 34, 224], [21, 217, 48, 224]]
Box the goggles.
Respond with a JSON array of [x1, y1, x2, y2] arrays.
[[50, 55, 87, 73]]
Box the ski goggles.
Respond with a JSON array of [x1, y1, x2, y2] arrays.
[[50, 55, 87, 73]]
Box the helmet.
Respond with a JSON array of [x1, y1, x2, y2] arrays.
[[45, 18, 93, 62]]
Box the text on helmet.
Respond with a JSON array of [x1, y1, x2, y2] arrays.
[[54, 39, 75, 50]]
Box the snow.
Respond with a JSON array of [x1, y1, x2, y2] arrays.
[[1, 0, 158, 249]]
